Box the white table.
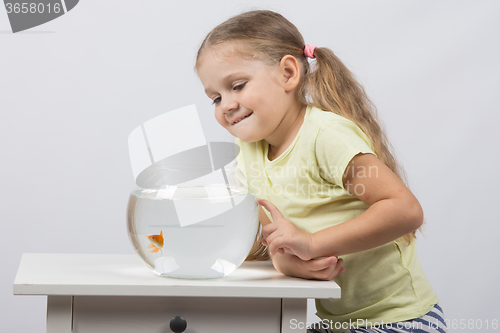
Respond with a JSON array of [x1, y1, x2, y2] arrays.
[[14, 253, 340, 333]]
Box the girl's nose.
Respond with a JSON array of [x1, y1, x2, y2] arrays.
[[220, 97, 238, 114]]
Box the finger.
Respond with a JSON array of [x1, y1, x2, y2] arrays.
[[311, 259, 344, 280], [268, 235, 286, 256], [258, 199, 284, 221], [258, 205, 272, 227], [265, 229, 289, 255], [262, 222, 278, 240], [309, 256, 339, 271], [327, 259, 344, 279], [307, 266, 335, 281]]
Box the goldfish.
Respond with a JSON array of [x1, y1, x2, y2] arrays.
[[146, 230, 164, 254]]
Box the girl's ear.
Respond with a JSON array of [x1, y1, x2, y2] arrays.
[[279, 55, 301, 92]]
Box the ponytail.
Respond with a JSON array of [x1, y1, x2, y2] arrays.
[[303, 47, 417, 243], [245, 226, 270, 261]]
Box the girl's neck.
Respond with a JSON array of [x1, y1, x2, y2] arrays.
[[266, 104, 306, 161]]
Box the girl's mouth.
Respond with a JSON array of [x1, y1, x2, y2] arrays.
[[232, 112, 253, 125]]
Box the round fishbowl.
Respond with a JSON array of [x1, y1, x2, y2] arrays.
[[126, 177, 259, 279], [126, 106, 257, 279]]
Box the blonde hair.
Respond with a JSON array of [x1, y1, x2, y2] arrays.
[[196, 10, 417, 261]]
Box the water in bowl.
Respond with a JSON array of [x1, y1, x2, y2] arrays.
[[127, 186, 259, 279]]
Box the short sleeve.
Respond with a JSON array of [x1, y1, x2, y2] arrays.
[[315, 120, 377, 189]]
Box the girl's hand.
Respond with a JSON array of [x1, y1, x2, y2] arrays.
[[272, 252, 345, 281], [258, 199, 315, 261]]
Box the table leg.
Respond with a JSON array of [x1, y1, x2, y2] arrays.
[[281, 298, 307, 333], [47, 296, 73, 333]]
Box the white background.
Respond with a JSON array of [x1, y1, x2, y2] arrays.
[[1, 1, 499, 332]]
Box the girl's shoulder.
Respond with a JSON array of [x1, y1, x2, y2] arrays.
[[305, 105, 375, 151], [305, 105, 362, 134], [306, 105, 355, 126]]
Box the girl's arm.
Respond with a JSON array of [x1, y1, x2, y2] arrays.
[[313, 153, 424, 257], [270, 252, 344, 281], [259, 205, 344, 280], [261, 153, 424, 260]]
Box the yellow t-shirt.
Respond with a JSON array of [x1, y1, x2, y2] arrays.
[[235, 105, 439, 331]]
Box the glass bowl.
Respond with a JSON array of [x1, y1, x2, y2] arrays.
[[126, 182, 258, 279]]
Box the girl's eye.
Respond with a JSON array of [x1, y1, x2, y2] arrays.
[[233, 83, 246, 91], [212, 97, 221, 105]]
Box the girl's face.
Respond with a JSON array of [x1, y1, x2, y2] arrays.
[[197, 44, 296, 143]]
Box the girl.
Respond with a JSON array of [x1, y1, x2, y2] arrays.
[[196, 10, 446, 333]]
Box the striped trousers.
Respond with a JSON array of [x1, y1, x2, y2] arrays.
[[307, 304, 447, 333]]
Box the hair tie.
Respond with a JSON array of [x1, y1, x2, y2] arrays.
[[304, 44, 317, 59]]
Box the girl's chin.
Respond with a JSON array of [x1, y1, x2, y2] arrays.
[[233, 131, 263, 143]]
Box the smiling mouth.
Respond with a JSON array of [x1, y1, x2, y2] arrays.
[[232, 112, 253, 125]]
